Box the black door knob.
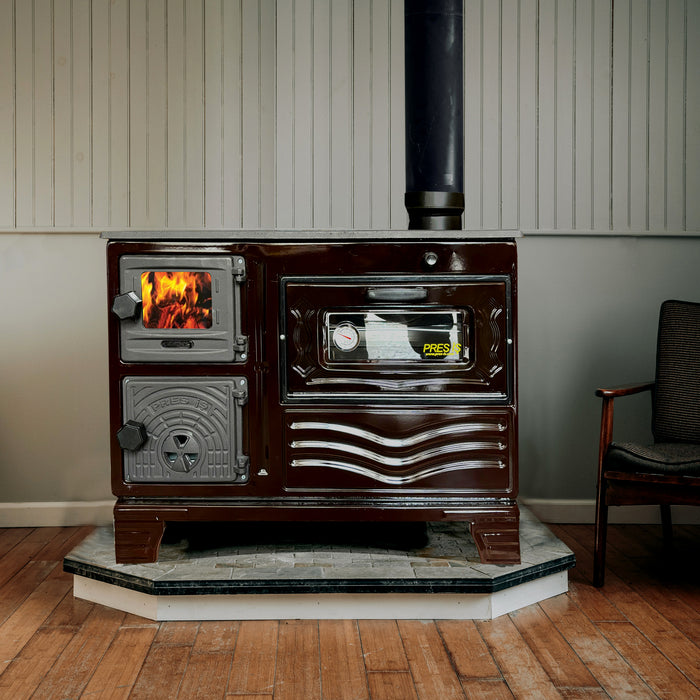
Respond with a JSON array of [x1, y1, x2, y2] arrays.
[[117, 420, 148, 451], [112, 292, 142, 320]]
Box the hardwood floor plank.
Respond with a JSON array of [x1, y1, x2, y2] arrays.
[[436, 619, 501, 680], [459, 679, 515, 699], [120, 613, 159, 628], [581, 526, 699, 634], [80, 687, 132, 699], [0, 560, 55, 625], [0, 524, 697, 700], [30, 603, 125, 699], [604, 535, 698, 610], [0, 528, 63, 588], [0, 527, 32, 558], [358, 619, 410, 672], [0, 565, 72, 667], [397, 620, 465, 700], [509, 603, 599, 690], [597, 620, 700, 699], [606, 524, 661, 559], [23, 526, 65, 546], [0, 627, 74, 700], [155, 620, 201, 646], [565, 580, 627, 624], [80, 626, 158, 696], [129, 644, 192, 699], [476, 615, 562, 700], [667, 581, 700, 618], [599, 583, 700, 688], [42, 585, 95, 630], [227, 620, 278, 696], [174, 622, 240, 699], [629, 578, 699, 627], [548, 525, 596, 586], [34, 525, 94, 562], [367, 671, 419, 700], [319, 620, 369, 700], [539, 593, 657, 699], [178, 651, 233, 699], [556, 525, 632, 600], [193, 620, 240, 653], [672, 619, 700, 646], [274, 620, 321, 700]]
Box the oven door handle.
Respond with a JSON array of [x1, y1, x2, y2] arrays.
[[365, 287, 428, 302]]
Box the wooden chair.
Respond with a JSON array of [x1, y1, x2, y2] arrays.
[[594, 299, 700, 587]]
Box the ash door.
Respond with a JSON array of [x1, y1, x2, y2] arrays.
[[118, 376, 249, 483]]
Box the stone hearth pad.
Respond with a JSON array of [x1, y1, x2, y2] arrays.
[[64, 508, 574, 620]]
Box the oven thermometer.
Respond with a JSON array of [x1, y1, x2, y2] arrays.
[[332, 323, 360, 351]]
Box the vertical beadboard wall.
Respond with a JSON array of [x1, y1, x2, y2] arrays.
[[0, 0, 698, 232]]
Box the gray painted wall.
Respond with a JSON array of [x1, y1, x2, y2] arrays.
[[1, 233, 698, 510], [518, 235, 700, 500]]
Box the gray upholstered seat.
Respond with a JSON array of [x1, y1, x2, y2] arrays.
[[605, 442, 700, 477]]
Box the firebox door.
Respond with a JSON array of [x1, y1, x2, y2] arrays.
[[113, 255, 247, 363], [118, 376, 249, 483]]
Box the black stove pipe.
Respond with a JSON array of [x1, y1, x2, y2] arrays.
[[404, 0, 464, 230]]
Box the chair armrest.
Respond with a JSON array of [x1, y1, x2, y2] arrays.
[[595, 382, 654, 483], [595, 382, 654, 398]]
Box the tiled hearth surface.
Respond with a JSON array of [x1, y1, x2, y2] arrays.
[[64, 507, 574, 621]]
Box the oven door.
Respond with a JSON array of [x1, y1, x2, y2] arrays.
[[281, 275, 513, 403], [113, 255, 247, 363]]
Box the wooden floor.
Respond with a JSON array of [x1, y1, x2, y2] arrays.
[[0, 523, 698, 699]]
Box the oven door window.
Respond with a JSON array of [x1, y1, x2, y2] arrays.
[[141, 271, 213, 329], [325, 310, 468, 364]]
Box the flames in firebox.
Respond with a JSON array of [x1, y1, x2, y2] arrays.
[[141, 271, 213, 329]]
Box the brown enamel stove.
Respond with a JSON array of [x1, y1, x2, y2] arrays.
[[105, 232, 520, 565]]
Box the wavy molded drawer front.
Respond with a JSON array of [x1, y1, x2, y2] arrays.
[[283, 408, 515, 494]]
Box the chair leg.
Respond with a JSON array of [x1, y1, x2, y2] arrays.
[[660, 504, 673, 546], [593, 483, 608, 587]]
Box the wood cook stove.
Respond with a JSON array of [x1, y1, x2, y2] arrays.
[[105, 232, 520, 565], [106, 0, 520, 566]]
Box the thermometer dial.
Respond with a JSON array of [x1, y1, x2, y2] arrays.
[[332, 323, 360, 352]]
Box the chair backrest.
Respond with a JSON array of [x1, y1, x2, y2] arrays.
[[653, 299, 700, 443]]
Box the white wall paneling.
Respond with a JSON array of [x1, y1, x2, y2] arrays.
[[687, 0, 700, 229], [0, 0, 15, 227], [1, 1, 700, 513], [1, 0, 697, 233], [591, 0, 612, 230]]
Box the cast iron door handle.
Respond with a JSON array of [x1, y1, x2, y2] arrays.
[[365, 287, 428, 303]]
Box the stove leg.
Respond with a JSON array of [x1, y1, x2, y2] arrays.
[[113, 516, 166, 564], [469, 512, 521, 565]]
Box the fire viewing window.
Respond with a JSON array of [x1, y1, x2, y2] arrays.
[[141, 271, 213, 329]]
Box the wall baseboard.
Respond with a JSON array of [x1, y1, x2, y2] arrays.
[[521, 498, 700, 524], [0, 501, 114, 528], [0, 499, 697, 528]]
